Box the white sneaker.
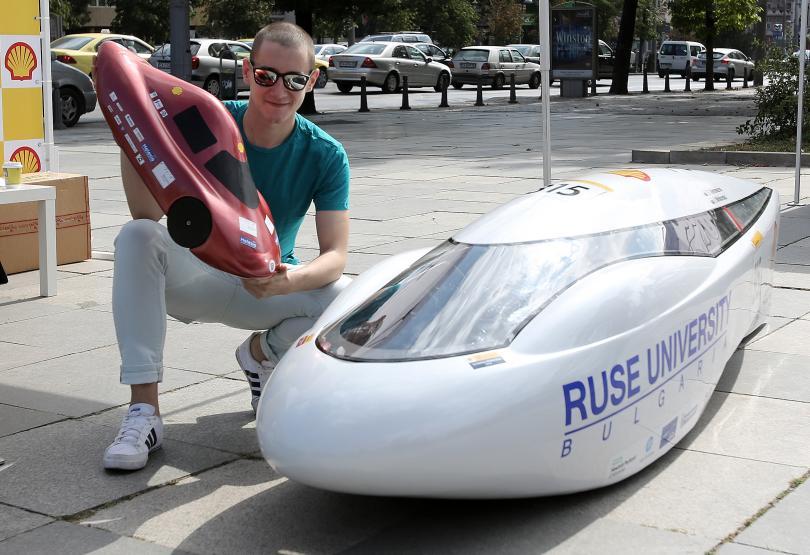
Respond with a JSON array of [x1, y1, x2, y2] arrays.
[[236, 332, 276, 414], [103, 403, 163, 470]]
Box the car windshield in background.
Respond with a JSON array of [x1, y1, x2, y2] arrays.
[[698, 52, 726, 59], [361, 35, 393, 42], [455, 49, 489, 62], [345, 43, 387, 55], [661, 44, 687, 56], [318, 188, 771, 362], [512, 46, 531, 56], [51, 36, 93, 50]]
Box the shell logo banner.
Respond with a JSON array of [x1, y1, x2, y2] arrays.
[[0, 0, 46, 173]]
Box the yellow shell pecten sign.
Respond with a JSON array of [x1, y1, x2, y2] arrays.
[[0, 0, 46, 173]]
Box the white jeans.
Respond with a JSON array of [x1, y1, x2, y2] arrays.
[[112, 219, 350, 385]]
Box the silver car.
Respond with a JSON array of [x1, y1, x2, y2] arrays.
[[149, 39, 252, 97], [328, 42, 452, 93], [450, 46, 541, 89], [693, 48, 755, 81], [52, 59, 96, 127]]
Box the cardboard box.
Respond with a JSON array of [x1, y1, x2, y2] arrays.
[[0, 172, 91, 275]]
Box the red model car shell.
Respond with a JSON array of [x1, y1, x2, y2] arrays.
[[95, 41, 280, 278]]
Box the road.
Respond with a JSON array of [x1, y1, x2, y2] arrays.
[[76, 72, 748, 125]]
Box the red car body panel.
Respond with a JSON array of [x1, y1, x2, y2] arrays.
[[95, 41, 280, 278]]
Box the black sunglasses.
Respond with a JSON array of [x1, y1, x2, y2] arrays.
[[249, 60, 312, 91]]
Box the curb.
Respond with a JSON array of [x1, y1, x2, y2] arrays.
[[632, 149, 810, 167]]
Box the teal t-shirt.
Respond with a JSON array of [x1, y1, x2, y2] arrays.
[[223, 101, 350, 264]]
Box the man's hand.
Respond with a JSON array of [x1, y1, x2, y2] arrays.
[[241, 263, 295, 298]]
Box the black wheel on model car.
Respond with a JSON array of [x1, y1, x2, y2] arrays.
[[167, 196, 212, 249]]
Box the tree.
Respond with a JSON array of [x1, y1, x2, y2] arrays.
[[609, 0, 639, 94], [413, 0, 477, 50], [487, 0, 523, 45], [51, 0, 90, 34], [202, 0, 275, 39], [668, 0, 761, 91], [111, 0, 172, 45]]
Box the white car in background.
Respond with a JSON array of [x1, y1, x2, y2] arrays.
[[693, 48, 754, 81], [314, 43, 347, 62]]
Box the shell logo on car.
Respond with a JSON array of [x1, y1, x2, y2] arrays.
[[5, 42, 37, 80], [0, 0, 47, 172], [608, 169, 651, 181]]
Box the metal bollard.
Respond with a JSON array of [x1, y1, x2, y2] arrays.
[[508, 73, 518, 104], [52, 85, 66, 130], [684, 65, 691, 92], [439, 74, 449, 108], [475, 77, 485, 106], [400, 75, 411, 110], [359, 76, 369, 112], [664, 71, 670, 92], [642, 62, 649, 94], [726, 69, 732, 90], [590, 78, 596, 96], [743, 68, 748, 88]]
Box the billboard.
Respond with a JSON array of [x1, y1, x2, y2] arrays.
[[551, 5, 596, 80]]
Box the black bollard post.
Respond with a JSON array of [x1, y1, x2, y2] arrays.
[[642, 61, 649, 94], [684, 65, 691, 92], [439, 74, 449, 108], [400, 75, 411, 110], [590, 78, 596, 96], [52, 85, 65, 130], [359, 76, 369, 113], [726, 69, 732, 90], [664, 70, 670, 92], [475, 77, 485, 106], [508, 73, 518, 104], [743, 68, 749, 88]]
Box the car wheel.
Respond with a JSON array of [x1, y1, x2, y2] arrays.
[[382, 72, 399, 93], [336, 82, 353, 93], [203, 75, 221, 97], [433, 72, 450, 92], [691, 74, 699, 81], [491, 73, 505, 90], [60, 87, 82, 127], [528, 72, 541, 89], [658, 70, 665, 78], [166, 196, 212, 249], [315, 70, 328, 89], [451, 81, 463, 89]]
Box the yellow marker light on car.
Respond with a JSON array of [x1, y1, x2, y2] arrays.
[[752, 230, 763, 247]]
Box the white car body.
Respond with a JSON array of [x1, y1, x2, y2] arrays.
[[257, 168, 779, 499], [694, 48, 754, 80], [658, 40, 705, 77]]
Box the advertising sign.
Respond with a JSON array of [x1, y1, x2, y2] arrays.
[[551, 4, 596, 80]]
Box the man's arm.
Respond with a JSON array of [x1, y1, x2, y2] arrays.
[[241, 210, 349, 298], [121, 151, 164, 220]]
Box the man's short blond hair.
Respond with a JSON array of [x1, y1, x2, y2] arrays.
[[252, 22, 315, 69]]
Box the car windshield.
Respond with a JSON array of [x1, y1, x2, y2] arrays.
[[455, 49, 490, 62], [51, 36, 93, 50], [318, 188, 772, 362], [511, 45, 531, 55], [344, 43, 387, 55], [361, 35, 392, 42]]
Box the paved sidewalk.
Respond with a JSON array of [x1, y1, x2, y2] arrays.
[[1, 90, 809, 554]]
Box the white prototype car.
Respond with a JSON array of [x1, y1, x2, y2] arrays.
[[256, 168, 779, 499]]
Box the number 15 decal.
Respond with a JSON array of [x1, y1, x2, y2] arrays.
[[544, 180, 613, 198]]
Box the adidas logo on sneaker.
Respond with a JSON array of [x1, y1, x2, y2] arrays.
[[236, 333, 276, 414]]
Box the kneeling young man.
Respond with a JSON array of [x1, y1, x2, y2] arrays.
[[104, 22, 350, 470]]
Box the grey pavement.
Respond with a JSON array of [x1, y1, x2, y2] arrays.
[[1, 87, 809, 554]]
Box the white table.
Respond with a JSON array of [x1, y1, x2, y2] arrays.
[[0, 183, 57, 296]]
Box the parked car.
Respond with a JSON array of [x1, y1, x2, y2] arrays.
[[359, 32, 433, 44], [149, 39, 252, 97], [51, 33, 154, 77], [597, 39, 615, 79], [449, 46, 541, 89], [315, 43, 347, 62], [314, 57, 329, 88], [413, 42, 452, 66], [328, 41, 451, 93], [657, 40, 705, 78], [52, 58, 96, 127], [507, 44, 542, 64], [693, 48, 754, 81]]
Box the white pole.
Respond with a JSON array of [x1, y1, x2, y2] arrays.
[[39, 0, 56, 172], [795, 0, 808, 204], [539, 0, 552, 188]]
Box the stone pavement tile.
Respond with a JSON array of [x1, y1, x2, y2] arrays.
[[0, 345, 212, 417], [547, 519, 714, 554], [0, 274, 113, 311], [776, 244, 810, 265], [90, 198, 131, 216], [0, 308, 118, 352], [90, 213, 131, 231], [0, 341, 64, 373], [0, 504, 52, 542], [0, 419, 236, 516], [746, 316, 793, 345], [85, 378, 258, 455], [417, 190, 520, 204], [92, 226, 122, 253], [86, 459, 414, 554], [162, 322, 253, 376], [719, 349, 810, 403], [0, 403, 63, 437], [57, 259, 114, 275], [777, 217, 810, 247], [348, 234, 412, 250], [345, 252, 392, 275], [0, 521, 181, 554], [732, 478, 810, 555], [357, 237, 443, 256], [717, 543, 786, 554], [767, 288, 810, 318], [444, 179, 541, 195], [774, 264, 810, 289], [678, 392, 810, 467], [746, 319, 810, 356]]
